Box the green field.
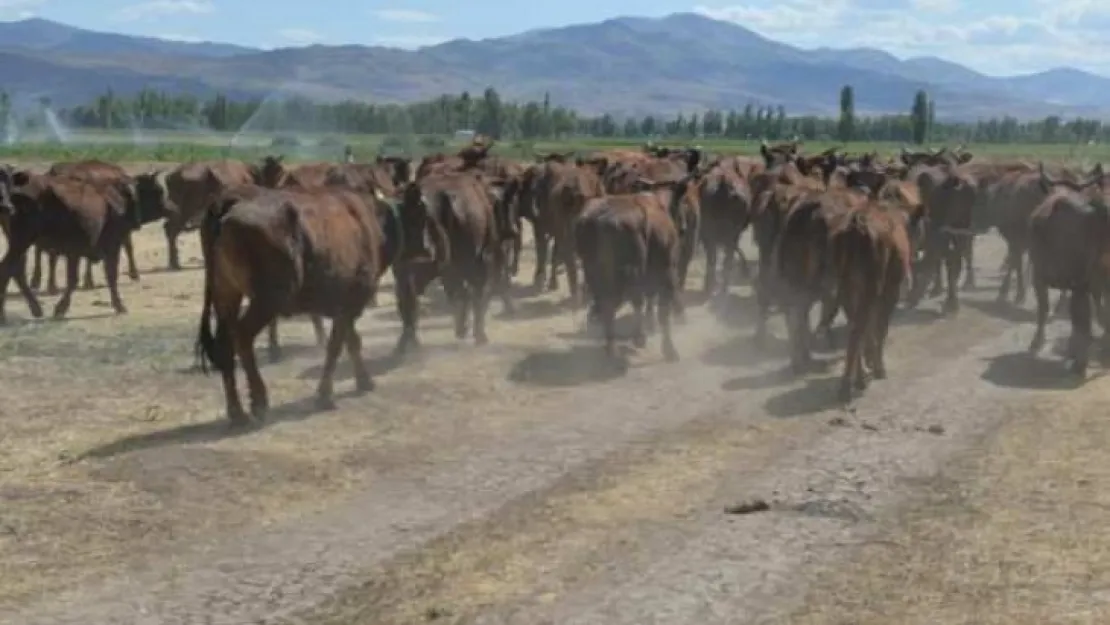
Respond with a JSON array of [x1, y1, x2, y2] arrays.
[[1, 129, 1107, 164]]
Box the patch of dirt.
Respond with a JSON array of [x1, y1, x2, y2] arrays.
[[777, 387, 1110, 625]]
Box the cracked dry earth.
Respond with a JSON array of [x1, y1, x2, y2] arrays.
[[2, 170, 1109, 624]]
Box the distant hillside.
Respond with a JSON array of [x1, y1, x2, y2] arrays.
[[0, 14, 1107, 121]]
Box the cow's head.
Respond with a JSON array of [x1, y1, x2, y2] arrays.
[[376, 156, 413, 188], [759, 139, 798, 168], [252, 154, 286, 188], [127, 170, 176, 229]]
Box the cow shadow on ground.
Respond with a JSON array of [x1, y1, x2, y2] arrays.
[[295, 347, 409, 383], [0, 311, 120, 327], [980, 350, 1091, 391], [76, 388, 368, 462], [138, 264, 203, 278], [701, 332, 789, 368], [552, 311, 644, 342], [705, 292, 760, 329], [508, 345, 629, 387], [497, 297, 575, 322], [962, 298, 1036, 323], [721, 364, 798, 392], [763, 374, 843, 418], [891, 306, 946, 327]]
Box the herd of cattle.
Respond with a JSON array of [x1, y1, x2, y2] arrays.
[[0, 137, 1106, 425]]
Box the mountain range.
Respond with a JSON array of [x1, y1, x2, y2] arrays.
[[1, 13, 1108, 121]]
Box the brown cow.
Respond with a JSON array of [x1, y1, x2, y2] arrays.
[[903, 162, 978, 314], [195, 186, 401, 424], [0, 172, 171, 324], [574, 176, 693, 361], [829, 189, 917, 401], [698, 158, 753, 294], [393, 169, 511, 353], [1027, 163, 1109, 376], [157, 159, 256, 271], [32, 160, 142, 293], [749, 164, 824, 344], [531, 159, 605, 300]]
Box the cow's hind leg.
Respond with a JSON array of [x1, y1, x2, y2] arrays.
[[657, 273, 679, 362], [1028, 273, 1050, 354], [213, 295, 249, 425], [266, 321, 282, 362], [233, 300, 273, 418], [103, 248, 127, 314], [0, 244, 44, 324], [471, 266, 492, 345], [46, 250, 61, 295], [1070, 285, 1093, 377], [82, 259, 95, 290], [315, 312, 353, 410], [52, 255, 80, 319], [344, 317, 373, 393], [311, 315, 327, 346], [962, 238, 976, 290], [29, 246, 42, 291], [702, 241, 718, 295], [123, 233, 140, 281]]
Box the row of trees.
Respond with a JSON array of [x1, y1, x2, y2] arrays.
[[0, 86, 1105, 145]]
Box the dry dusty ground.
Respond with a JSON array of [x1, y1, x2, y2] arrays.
[[1, 162, 1109, 624]]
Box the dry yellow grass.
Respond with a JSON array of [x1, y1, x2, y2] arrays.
[[780, 379, 1110, 625]]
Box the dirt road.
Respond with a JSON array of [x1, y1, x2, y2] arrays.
[[1, 210, 1104, 624]]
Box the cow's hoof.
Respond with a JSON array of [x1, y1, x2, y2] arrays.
[[354, 375, 375, 393], [29, 305, 44, 319], [250, 402, 268, 420], [474, 332, 490, 346], [942, 300, 959, 316], [315, 395, 337, 411], [227, 408, 250, 427], [113, 305, 128, 315], [872, 365, 887, 381], [662, 343, 679, 362], [837, 384, 854, 404], [129, 272, 141, 282], [632, 333, 647, 348], [1069, 361, 1088, 377]]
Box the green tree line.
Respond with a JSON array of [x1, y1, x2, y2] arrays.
[[0, 85, 1105, 146]]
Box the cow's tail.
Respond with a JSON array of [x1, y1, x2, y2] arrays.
[[195, 203, 229, 375]]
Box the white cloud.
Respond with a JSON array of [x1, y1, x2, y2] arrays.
[[694, 1, 1110, 76], [911, 0, 958, 12], [373, 8, 439, 23], [0, 0, 43, 19], [158, 32, 202, 42], [115, 0, 213, 21], [370, 34, 448, 48], [278, 28, 323, 45]]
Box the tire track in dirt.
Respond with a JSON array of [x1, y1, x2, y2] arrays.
[[4, 239, 1045, 625]]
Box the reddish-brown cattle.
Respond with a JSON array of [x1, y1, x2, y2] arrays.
[[0, 171, 171, 323], [195, 186, 401, 424], [393, 169, 512, 353], [574, 177, 693, 361], [1027, 164, 1109, 376]]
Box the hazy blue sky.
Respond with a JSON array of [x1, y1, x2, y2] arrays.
[[2, 0, 1107, 75]]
